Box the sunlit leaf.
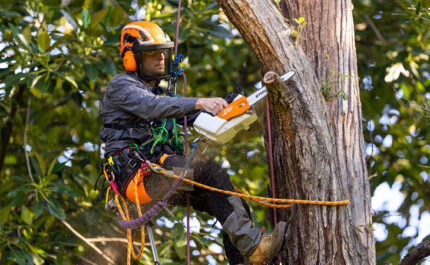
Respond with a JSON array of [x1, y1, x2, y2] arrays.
[[109, 6, 125, 27], [33, 152, 46, 176], [81, 9, 91, 29], [21, 206, 33, 225], [90, 8, 109, 27], [38, 31, 50, 53], [65, 76, 78, 89], [0, 205, 10, 224]]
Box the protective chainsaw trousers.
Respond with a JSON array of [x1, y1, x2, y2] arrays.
[[111, 146, 262, 264]]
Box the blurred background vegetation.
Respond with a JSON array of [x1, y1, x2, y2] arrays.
[[0, 0, 428, 264]]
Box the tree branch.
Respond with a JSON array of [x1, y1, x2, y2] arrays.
[[87, 237, 160, 247], [24, 97, 34, 182], [363, 15, 387, 45], [399, 239, 430, 265], [60, 219, 116, 265]]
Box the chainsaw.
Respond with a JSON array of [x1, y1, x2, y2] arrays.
[[193, 71, 295, 144]]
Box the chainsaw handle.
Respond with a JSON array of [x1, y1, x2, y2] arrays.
[[217, 96, 250, 121]]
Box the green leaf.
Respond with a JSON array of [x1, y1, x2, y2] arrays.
[[32, 200, 43, 217], [5, 155, 17, 165], [50, 161, 68, 174], [22, 27, 32, 44], [38, 31, 50, 53], [5, 73, 26, 87], [30, 87, 42, 98], [47, 199, 66, 220], [46, 35, 68, 53], [21, 206, 33, 225], [8, 185, 32, 197], [11, 248, 34, 265], [33, 151, 46, 176], [83, 64, 99, 81], [174, 243, 186, 260], [81, 9, 91, 29], [0, 205, 10, 224], [109, 6, 125, 27], [65, 76, 78, 89], [44, 216, 55, 230], [53, 185, 78, 198], [47, 157, 57, 175], [416, 81, 424, 92], [171, 223, 184, 239], [90, 9, 109, 27], [98, 58, 117, 75], [30, 155, 42, 178]]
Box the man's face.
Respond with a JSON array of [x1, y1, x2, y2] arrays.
[[140, 49, 165, 77]]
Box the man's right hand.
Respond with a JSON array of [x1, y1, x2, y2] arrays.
[[195, 98, 228, 116]]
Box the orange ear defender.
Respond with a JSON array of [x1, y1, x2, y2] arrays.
[[123, 50, 137, 72]]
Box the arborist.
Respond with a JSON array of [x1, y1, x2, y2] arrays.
[[99, 21, 286, 265]]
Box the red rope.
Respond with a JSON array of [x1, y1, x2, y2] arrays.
[[173, 1, 191, 264], [186, 193, 191, 263], [265, 98, 278, 225]]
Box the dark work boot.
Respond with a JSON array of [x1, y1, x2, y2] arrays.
[[248, 221, 287, 264]]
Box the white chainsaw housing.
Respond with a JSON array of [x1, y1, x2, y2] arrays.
[[193, 112, 258, 144]]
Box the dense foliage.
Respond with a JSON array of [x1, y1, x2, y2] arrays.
[[0, 0, 428, 264], [355, 0, 430, 264]]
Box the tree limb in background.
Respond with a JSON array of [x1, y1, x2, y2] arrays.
[[363, 15, 388, 45], [60, 219, 116, 265], [24, 97, 34, 183], [87, 237, 160, 247], [399, 239, 430, 265]]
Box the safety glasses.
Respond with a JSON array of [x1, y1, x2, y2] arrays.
[[142, 49, 165, 56]]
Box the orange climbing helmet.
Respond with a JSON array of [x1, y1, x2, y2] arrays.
[[120, 21, 174, 81]]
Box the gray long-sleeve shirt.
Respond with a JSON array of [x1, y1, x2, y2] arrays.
[[99, 73, 198, 156]]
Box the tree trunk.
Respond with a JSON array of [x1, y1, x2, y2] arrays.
[[215, 0, 375, 264]]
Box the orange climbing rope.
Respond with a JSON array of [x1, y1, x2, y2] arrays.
[[148, 162, 350, 207], [233, 186, 291, 208], [103, 162, 349, 264], [105, 168, 146, 265]]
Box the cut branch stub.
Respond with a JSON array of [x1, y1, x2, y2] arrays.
[[263, 71, 294, 108], [262, 71, 277, 85]]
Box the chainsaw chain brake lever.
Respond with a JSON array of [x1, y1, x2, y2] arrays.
[[224, 85, 246, 105], [235, 86, 246, 97]]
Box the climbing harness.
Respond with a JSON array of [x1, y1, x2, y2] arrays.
[[102, 139, 199, 264]]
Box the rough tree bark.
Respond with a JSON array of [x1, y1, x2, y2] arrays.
[[215, 0, 375, 264]]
